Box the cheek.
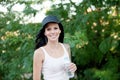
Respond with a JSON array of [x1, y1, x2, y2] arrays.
[[44, 31, 47, 36], [59, 30, 61, 34]]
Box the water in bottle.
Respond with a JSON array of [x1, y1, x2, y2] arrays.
[[64, 57, 74, 78]]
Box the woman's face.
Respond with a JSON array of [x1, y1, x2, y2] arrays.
[[44, 23, 61, 42]]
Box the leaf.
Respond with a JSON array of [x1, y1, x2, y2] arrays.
[[99, 37, 112, 54]]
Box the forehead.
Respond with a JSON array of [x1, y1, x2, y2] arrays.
[[45, 22, 59, 28]]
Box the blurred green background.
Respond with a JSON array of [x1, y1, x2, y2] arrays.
[[0, 0, 120, 80]]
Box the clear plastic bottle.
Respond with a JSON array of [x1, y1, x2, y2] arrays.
[[64, 57, 74, 78]]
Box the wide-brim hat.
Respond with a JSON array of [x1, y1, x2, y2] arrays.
[[42, 15, 61, 27]]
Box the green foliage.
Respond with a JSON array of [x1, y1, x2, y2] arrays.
[[0, 0, 120, 80], [23, 5, 38, 16], [0, 23, 39, 79]]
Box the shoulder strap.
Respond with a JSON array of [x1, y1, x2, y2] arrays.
[[40, 47, 49, 56], [60, 43, 69, 56], [41, 47, 46, 53], [40, 47, 51, 63]]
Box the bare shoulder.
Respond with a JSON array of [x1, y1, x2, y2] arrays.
[[63, 43, 70, 49], [33, 48, 44, 61]]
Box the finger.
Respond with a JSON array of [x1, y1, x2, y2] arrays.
[[69, 63, 77, 72]]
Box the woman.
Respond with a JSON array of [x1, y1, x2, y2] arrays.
[[33, 15, 77, 80]]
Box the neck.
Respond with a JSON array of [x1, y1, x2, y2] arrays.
[[47, 41, 59, 48]]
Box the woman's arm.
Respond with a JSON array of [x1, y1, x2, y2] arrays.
[[33, 48, 44, 80], [64, 43, 77, 73]]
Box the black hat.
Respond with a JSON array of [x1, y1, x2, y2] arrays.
[[42, 16, 60, 27]]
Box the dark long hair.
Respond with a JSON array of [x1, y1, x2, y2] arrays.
[[35, 23, 64, 50]]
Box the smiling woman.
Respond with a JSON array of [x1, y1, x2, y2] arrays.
[[33, 15, 77, 80], [44, 23, 61, 42]]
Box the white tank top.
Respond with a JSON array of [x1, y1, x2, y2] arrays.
[[41, 43, 70, 80]]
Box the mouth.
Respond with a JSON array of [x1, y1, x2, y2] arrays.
[[51, 35, 57, 38], [49, 34, 58, 39]]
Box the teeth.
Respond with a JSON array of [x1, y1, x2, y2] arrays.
[[51, 35, 56, 37], [51, 36, 56, 38]]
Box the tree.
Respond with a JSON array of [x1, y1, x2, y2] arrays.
[[0, 0, 42, 80], [0, 0, 120, 80]]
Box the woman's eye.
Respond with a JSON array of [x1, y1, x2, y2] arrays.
[[46, 28, 51, 31], [54, 27, 58, 29]]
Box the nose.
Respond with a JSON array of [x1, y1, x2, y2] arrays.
[[51, 29, 55, 33]]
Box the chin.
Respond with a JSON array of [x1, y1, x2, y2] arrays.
[[49, 38, 59, 42], [50, 39, 58, 42]]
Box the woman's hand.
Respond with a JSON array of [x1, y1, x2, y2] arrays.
[[69, 63, 77, 72]]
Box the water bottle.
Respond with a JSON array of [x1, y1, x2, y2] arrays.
[[64, 56, 74, 78]]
